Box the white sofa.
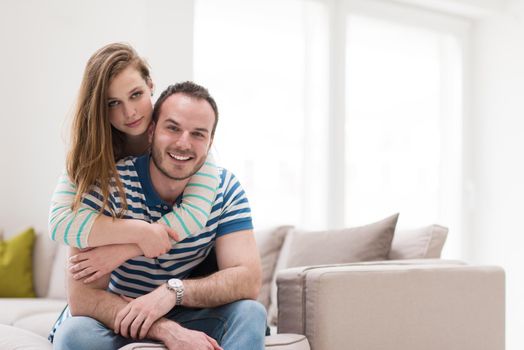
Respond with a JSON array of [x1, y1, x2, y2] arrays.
[[0, 219, 505, 350]]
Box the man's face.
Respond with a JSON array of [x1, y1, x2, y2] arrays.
[[150, 93, 215, 181]]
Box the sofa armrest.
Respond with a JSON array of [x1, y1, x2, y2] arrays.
[[276, 260, 505, 350]]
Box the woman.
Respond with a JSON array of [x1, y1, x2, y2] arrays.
[[49, 43, 218, 277]]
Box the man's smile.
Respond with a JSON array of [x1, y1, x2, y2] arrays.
[[168, 151, 194, 161]]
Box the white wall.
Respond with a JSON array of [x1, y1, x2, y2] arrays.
[[0, 0, 193, 235], [470, 0, 524, 348]]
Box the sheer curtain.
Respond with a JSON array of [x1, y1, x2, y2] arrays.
[[194, 0, 466, 257]]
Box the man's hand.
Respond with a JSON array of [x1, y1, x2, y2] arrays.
[[137, 223, 180, 258], [69, 244, 138, 283], [150, 319, 222, 350], [114, 285, 177, 339]]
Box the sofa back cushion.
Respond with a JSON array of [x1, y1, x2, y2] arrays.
[[254, 226, 293, 310], [268, 213, 399, 324], [33, 232, 59, 297], [388, 224, 448, 260], [46, 244, 68, 299]]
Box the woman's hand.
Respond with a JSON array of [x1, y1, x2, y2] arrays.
[[114, 285, 177, 339], [69, 244, 139, 283], [136, 223, 180, 258]]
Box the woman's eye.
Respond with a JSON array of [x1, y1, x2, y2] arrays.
[[131, 91, 143, 99], [108, 100, 119, 108]]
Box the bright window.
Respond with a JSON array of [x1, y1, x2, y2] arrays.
[[194, 0, 329, 229], [194, 0, 466, 257]]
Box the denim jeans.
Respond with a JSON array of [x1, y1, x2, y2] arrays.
[[52, 299, 267, 350]]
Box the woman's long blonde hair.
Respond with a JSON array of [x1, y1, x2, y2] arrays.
[[67, 43, 151, 216]]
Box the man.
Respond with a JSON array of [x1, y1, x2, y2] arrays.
[[51, 82, 266, 350]]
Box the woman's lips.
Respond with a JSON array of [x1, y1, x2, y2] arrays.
[[125, 117, 143, 128]]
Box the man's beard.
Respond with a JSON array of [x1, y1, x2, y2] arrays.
[[151, 146, 205, 181]]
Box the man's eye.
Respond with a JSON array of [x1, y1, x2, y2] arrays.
[[192, 132, 204, 138], [108, 100, 119, 108]]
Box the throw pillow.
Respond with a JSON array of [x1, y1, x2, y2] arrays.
[[388, 224, 448, 260], [0, 227, 36, 297], [268, 213, 399, 324], [254, 226, 293, 310]]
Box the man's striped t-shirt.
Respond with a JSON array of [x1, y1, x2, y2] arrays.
[[49, 154, 253, 342]]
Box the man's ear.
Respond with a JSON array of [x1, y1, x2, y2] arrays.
[[148, 122, 156, 143]]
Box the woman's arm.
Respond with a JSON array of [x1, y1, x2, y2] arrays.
[[157, 153, 219, 239], [48, 154, 219, 252]]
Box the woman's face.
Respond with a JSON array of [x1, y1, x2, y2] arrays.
[[107, 65, 153, 137]]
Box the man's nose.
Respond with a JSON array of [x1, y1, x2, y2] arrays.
[[175, 131, 191, 149]]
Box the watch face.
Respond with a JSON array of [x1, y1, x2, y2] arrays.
[[168, 279, 176, 289], [168, 278, 183, 290]]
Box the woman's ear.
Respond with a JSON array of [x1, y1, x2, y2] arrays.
[[147, 78, 155, 96]]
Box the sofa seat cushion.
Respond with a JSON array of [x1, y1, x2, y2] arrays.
[[13, 311, 63, 338], [118, 334, 310, 350], [0, 298, 66, 325], [0, 324, 52, 350], [265, 334, 310, 349]]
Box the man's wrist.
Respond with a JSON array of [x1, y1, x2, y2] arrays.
[[148, 318, 170, 340], [166, 278, 185, 306]]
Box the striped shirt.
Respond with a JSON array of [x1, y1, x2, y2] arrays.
[[49, 154, 253, 342]]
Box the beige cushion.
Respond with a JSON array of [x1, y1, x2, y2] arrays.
[[13, 311, 63, 338], [0, 298, 66, 325], [118, 334, 310, 350], [119, 344, 166, 350], [33, 232, 59, 297], [388, 224, 448, 260], [0, 324, 52, 350], [265, 334, 310, 350], [269, 214, 399, 324], [46, 244, 68, 299], [254, 226, 293, 310]]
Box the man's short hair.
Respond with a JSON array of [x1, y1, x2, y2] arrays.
[[152, 81, 219, 138]]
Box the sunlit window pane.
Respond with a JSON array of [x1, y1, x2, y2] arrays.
[[344, 14, 462, 242], [194, 0, 328, 228]]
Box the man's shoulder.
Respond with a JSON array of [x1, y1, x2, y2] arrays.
[[216, 166, 240, 190], [116, 156, 138, 170], [215, 167, 250, 204]]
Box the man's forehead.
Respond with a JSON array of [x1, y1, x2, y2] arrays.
[[158, 93, 215, 127], [158, 93, 215, 123]]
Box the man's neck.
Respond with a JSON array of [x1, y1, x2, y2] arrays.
[[149, 159, 190, 204]]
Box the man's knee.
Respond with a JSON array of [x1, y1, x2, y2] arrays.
[[53, 316, 114, 350], [228, 299, 267, 329]]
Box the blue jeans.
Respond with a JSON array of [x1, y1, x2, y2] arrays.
[[53, 300, 267, 350]]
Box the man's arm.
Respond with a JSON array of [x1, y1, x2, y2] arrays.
[[67, 247, 127, 327], [182, 229, 262, 308], [67, 246, 221, 349]]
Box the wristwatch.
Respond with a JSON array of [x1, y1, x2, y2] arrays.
[[166, 278, 184, 306]]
